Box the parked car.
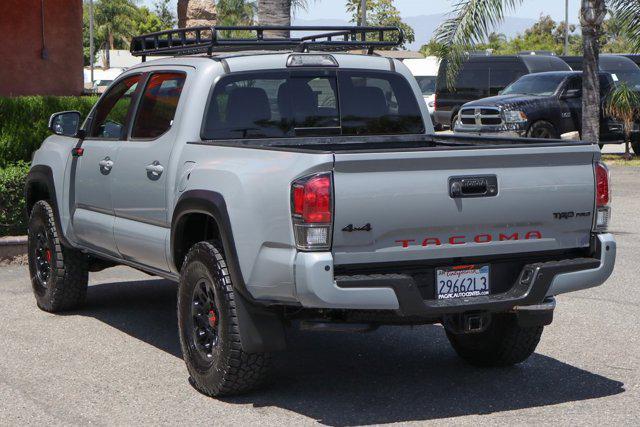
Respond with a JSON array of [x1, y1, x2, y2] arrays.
[[404, 57, 440, 126], [434, 54, 571, 129], [454, 69, 640, 150], [26, 26, 615, 397]]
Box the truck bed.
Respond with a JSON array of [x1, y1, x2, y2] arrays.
[[192, 133, 595, 153]]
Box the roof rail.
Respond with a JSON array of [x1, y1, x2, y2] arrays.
[[130, 25, 404, 60]]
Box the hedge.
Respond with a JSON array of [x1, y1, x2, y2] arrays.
[[0, 96, 98, 167], [0, 161, 30, 237]]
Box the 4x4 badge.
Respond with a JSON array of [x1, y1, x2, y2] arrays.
[[342, 223, 372, 232]]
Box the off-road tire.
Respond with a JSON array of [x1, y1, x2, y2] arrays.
[[527, 121, 558, 139], [177, 241, 271, 397], [27, 200, 88, 312], [445, 314, 543, 367]]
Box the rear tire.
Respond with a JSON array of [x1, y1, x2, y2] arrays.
[[445, 314, 543, 367], [27, 200, 88, 312], [177, 241, 271, 397], [631, 140, 640, 155], [527, 121, 558, 139]]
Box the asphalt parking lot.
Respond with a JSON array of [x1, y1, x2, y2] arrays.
[[1, 164, 638, 425]]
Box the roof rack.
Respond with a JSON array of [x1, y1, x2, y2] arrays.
[[130, 25, 404, 60]]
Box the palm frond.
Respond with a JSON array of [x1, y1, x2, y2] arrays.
[[292, 0, 313, 13], [432, 0, 523, 88], [608, 0, 640, 52], [605, 82, 640, 125]]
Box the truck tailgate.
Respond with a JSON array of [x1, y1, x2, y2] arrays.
[[331, 144, 597, 265]]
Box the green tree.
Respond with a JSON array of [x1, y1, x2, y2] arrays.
[[217, 0, 258, 38], [345, 0, 415, 49], [83, 0, 173, 66], [93, 0, 139, 67], [432, 0, 609, 143], [134, 6, 164, 34], [605, 83, 640, 159], [154, 0, 177, 29], [470, 15, 580, 55]]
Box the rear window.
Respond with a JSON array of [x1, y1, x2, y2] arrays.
[[201, 70, 424, 140]]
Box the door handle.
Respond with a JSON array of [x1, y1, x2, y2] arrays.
[[98, 157, 114, 174], [146, 161, 164, 178]]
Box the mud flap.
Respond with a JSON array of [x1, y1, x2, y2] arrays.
[[233, 289, 287, 353]]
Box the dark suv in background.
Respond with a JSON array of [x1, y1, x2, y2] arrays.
[[560, 54, 640, 80], [434, 54, 571, 129]]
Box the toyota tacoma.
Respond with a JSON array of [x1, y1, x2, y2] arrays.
[[25, 26, 616, 397]]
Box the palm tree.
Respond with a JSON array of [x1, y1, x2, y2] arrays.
[[433, 0, 608, 142], [94, 0, 139, 68], [258, 0, 291, 37], [258, 0, 311, 38], [605, 83, 640, 159]]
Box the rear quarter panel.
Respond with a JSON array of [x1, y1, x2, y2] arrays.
[[177, 144, 333, 301]]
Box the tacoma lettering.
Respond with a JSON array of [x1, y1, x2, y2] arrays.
[[395, 231, 542, 248]]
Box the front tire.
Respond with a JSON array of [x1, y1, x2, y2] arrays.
[[177, 241, 270, 397], [631, 139, 640, 155], [27, 200, 88, 312], [445, 314, 543, 367], [527, 121, 558, 139]]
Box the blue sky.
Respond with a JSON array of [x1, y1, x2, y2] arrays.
[[142, 0, 581, 24]]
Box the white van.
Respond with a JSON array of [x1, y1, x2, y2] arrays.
[[404, 57, 440, 123]]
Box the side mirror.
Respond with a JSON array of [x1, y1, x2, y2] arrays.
[[561, 88, 582, 99], [48, 111, 84, 138]]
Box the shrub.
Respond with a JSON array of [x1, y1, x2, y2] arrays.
[[0, 96, 98, 167], [0, 161, 31, 237]]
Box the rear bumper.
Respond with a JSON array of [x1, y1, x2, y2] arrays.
[[293, 233, 616, 316]]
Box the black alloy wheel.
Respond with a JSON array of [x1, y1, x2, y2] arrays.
[[190, 278, 221, 365], [32, 229, 53, 292]]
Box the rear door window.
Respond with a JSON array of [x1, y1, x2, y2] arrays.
[[131, 72, 186, 139], [202, 70, 424, 139]]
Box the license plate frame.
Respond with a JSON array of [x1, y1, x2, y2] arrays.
[[435, 264, 490, 300]]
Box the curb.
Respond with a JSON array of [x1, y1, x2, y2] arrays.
[[0, 236, 28, 262]]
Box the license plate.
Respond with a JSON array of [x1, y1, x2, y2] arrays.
[[435, 265, 490, 299]]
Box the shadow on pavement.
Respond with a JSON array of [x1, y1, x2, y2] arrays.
[[79, 278, 624, 425]]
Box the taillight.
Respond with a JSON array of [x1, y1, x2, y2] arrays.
[[433, 94, 437, 110], [594, 162, 611, 232], [291, 173, 333, 250]]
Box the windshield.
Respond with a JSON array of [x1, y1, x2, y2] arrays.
[[611, 71, 640, 90], [502, 74, 567, 96], [414, 76, 436, 96]]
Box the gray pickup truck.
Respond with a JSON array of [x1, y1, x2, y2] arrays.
[[25, 26, 616, 397]]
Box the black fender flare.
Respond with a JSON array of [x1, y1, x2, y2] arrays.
[[171, 190, 286, 353], [24, 165, 72, 247]]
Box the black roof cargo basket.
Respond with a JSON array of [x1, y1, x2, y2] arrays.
[[130, 25, 404, 60]]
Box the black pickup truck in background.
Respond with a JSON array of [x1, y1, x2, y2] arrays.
[[453, 70, 640, 151], [433, 54, 571, 129]]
